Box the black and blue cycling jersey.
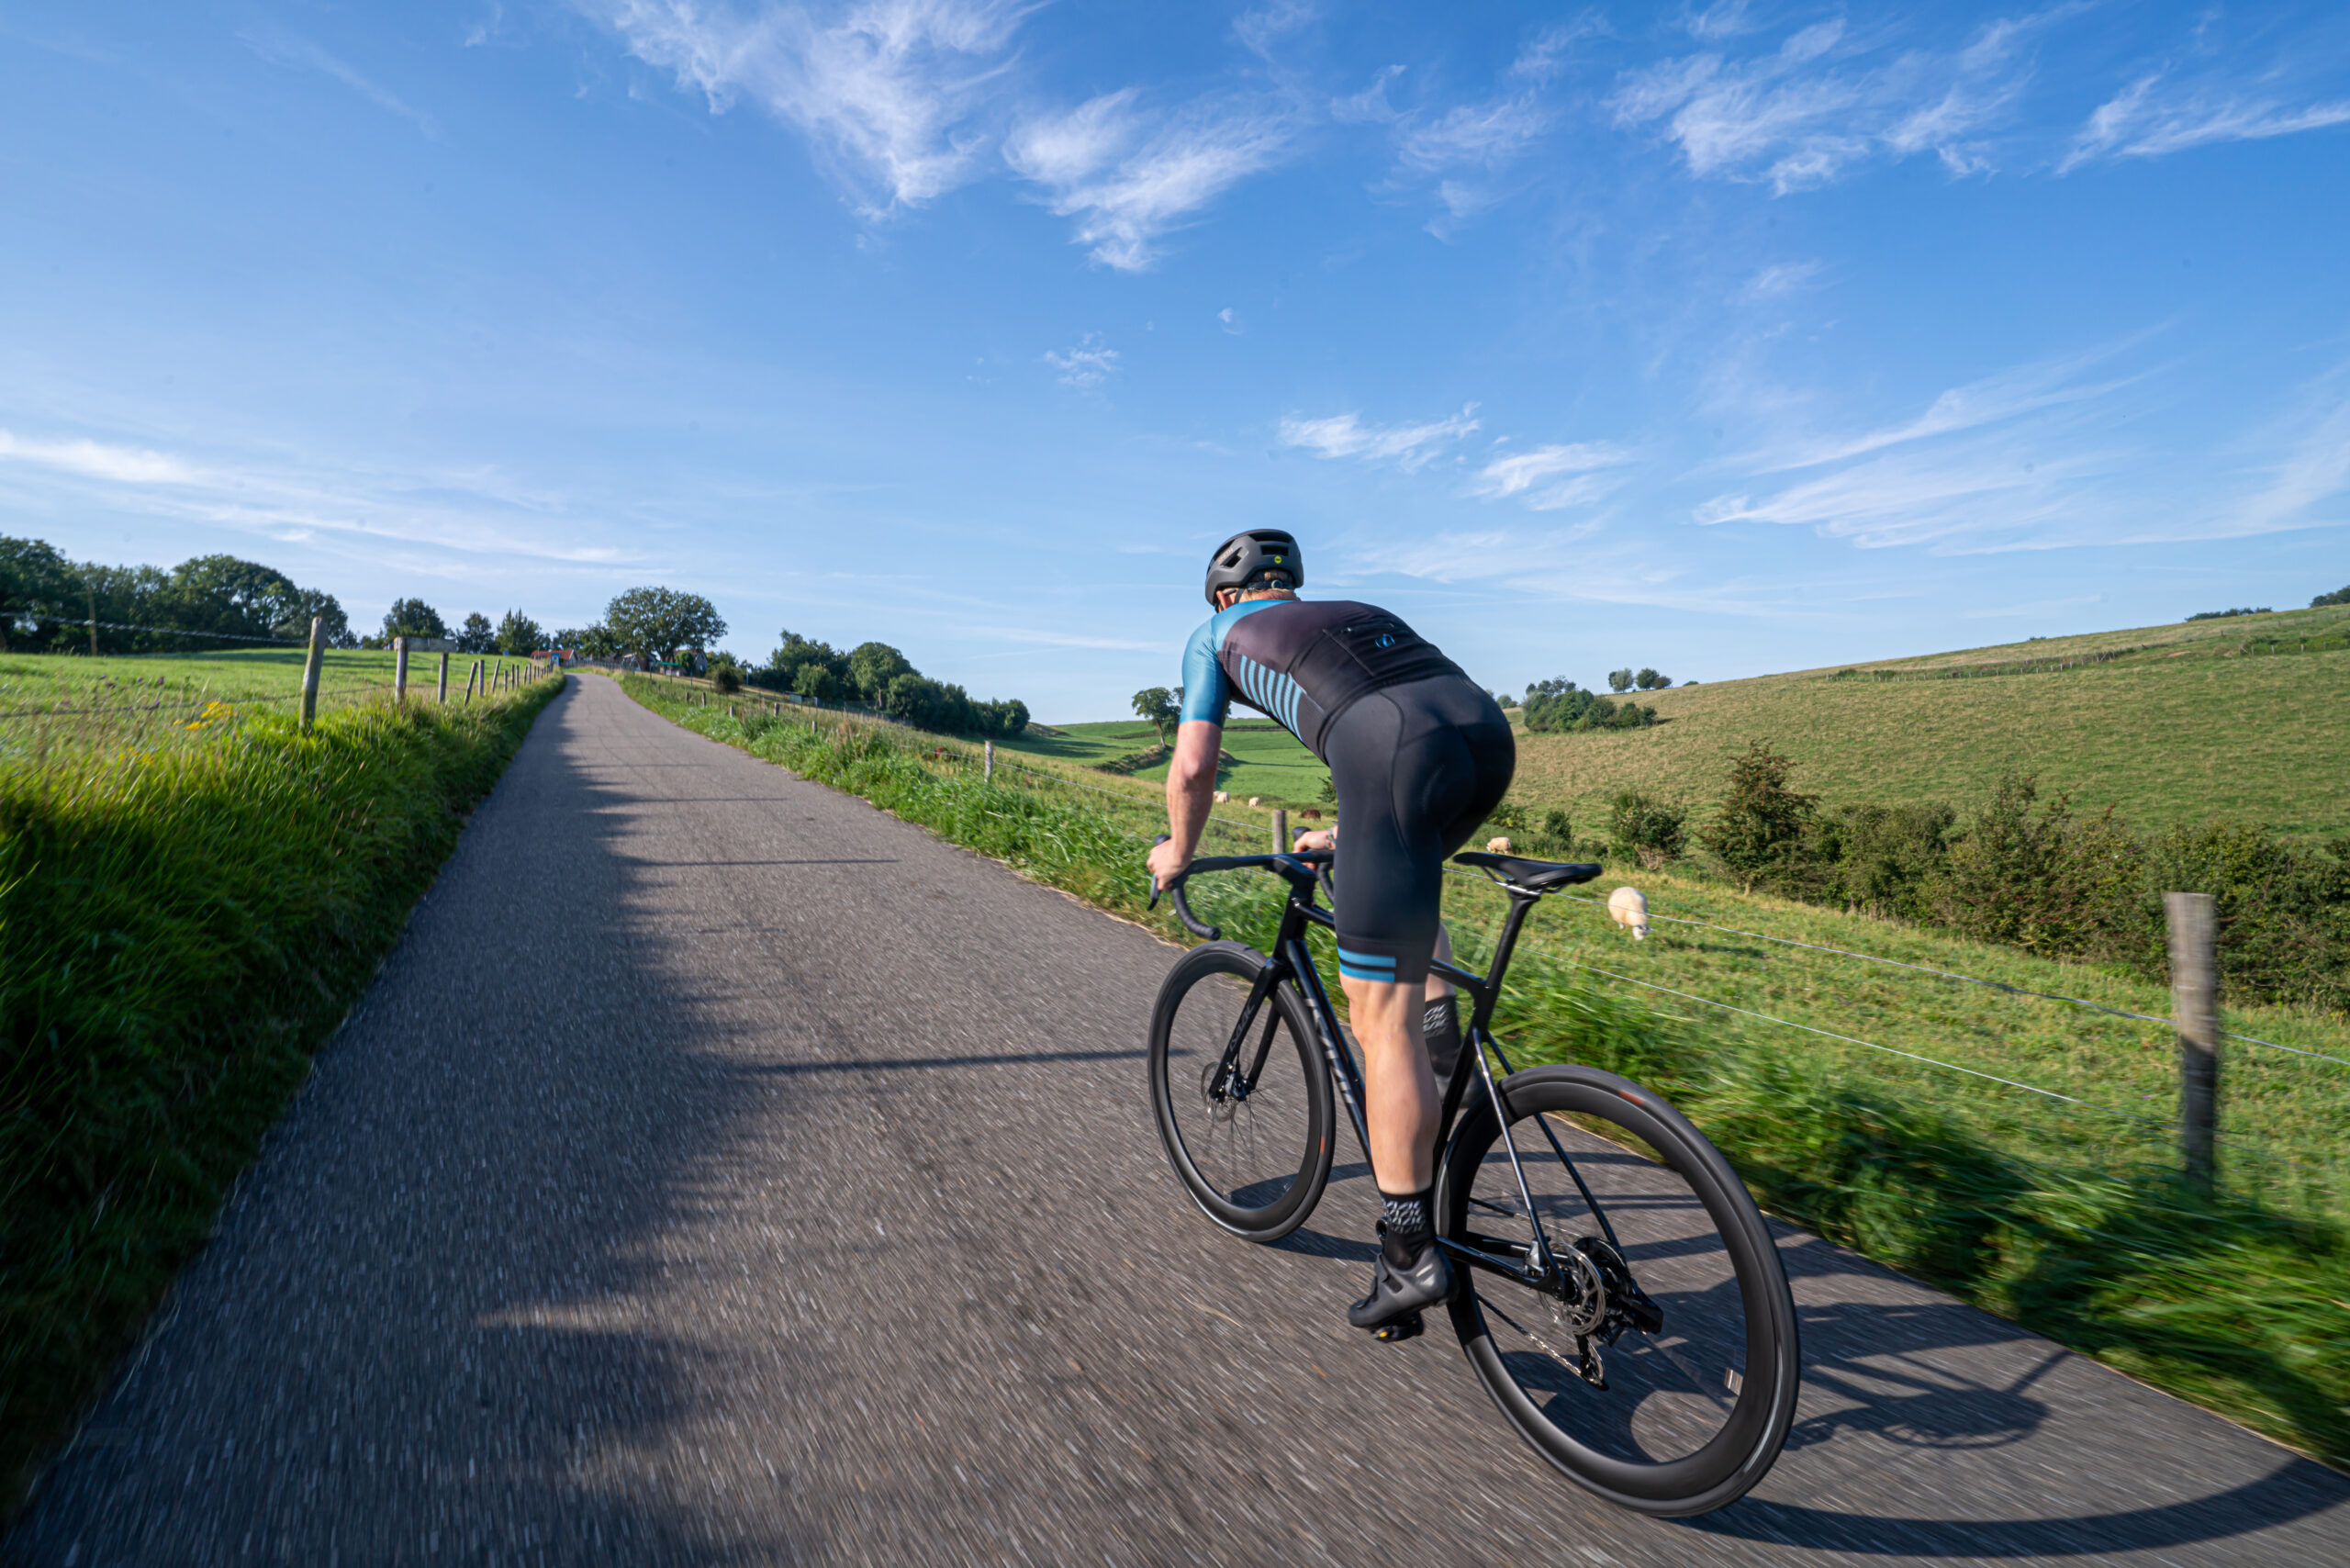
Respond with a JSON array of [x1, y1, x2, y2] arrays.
[[1178, 598, 1465, 761], [1177, 597, 1511, 985]]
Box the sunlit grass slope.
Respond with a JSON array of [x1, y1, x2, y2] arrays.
[[997, 716, 1328, 805], [1507, 602, 2350, 839]]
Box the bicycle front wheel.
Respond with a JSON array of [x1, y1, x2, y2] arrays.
[[1438, 1063, 1799, 1517], [1147, 941, 1335, 1242]]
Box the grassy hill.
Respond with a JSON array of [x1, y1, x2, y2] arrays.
[[997, 716, 1328, 808], [1508, 601, 2350, 841], [1011, 603, 2348, 840]]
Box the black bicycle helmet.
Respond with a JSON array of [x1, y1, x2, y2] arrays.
[[1203, 530, 1304, 607]]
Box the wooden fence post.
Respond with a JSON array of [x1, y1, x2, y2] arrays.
[[1272, 808, 1288, 854], [299, 615, 325, 732], [984, 739, 994, 781], [438, 652, 451, 704], [2165, 890, 2220, 1193], [395, 637, 409, 704]]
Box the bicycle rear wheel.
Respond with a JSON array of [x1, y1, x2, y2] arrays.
[[1148, 941, 1335, 1242], [1438, 1063, 1799, 1517]]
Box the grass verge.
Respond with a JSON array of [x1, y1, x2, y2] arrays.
[[621, 672, 2350, 1470], [1, 672, 564, 1511]]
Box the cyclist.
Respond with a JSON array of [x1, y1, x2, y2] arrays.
[[1147, 530, 1515, 1330]]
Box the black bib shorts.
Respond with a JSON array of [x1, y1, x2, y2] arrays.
[[1323, 676, 1516, 986]]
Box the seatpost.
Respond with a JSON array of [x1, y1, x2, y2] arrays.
[[1465, 892, 1543, 1036]]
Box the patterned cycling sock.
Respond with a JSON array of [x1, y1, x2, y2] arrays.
[[1423, 993, 1461, 1089], [1380, 1187, 1435, 1269]]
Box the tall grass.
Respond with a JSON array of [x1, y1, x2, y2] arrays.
[[623, 673, 2350, 1469], [0, 676, 562, 1509]]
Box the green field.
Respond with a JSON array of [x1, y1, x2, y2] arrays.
[[1505, 602, 2350, 841], [998, 716, 1329, 809], [0, 644, 536, 767]]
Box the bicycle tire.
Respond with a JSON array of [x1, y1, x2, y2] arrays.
[[1147, 941, 1336, 1243], [1438, 1064, 1799, 1517]]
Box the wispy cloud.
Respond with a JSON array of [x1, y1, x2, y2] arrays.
[[1467, 442, 1635, 510], [1607, 11, 2052, 192], [1233, 0, 1316, 59], [2062, 71, 2350, 172], [1742, 259, 1824, 299], [0, 422, 636, 573], [1278, 405, 1480, 470], [1387, 25, 1588, 225], [241, 26, 439, 135], [1043, 333, 1119, 389], [1753, 336, 2158, 473], [0, 430, 199, 485], [590, 0, 1026, 209], [1005, 91, 1295, 269]]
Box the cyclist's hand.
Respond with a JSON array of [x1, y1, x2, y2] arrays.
[[1147, 836, 1191, 890], [1292, 827, 1334, 852]]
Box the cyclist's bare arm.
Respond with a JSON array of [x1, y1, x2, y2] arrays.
[[1150, 719, 1223, 888]]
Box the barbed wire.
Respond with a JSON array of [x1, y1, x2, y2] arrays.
[[1541, 890, 2350, 1068], [17, 618, 315, 644], [1550, 956, 2174, 1128], [0, 682, 401, 722]]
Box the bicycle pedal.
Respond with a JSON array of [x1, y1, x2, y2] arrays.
[[1373, 1312, 1425, 1344]]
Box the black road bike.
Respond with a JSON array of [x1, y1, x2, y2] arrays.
[[1147, 846, 1800, 1518]]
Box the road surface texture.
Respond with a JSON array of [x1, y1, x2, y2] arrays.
[[11, 674, 2345, 1566]]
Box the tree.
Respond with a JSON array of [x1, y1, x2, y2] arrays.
[[1607, 667, 1634, 693], [382, 598, 449, 641], [495, 610, 546, 655], [1700, 742, 1818, 891], [848, 641, 914, 703], [0, 535, 80, 651], [604, 586, 725, 663], [1634, 668, 1670, 690], [1132, 686, 1179, 744], [794, 663, 843, 703], [457, 612, 497, 653], [2313, 584, 2350, 609]]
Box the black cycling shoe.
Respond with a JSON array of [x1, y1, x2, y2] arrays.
[[1347, 1244, 1452, 1331]]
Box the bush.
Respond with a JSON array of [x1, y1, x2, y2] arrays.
[[1700, 742, 1818, 891], [2313, 584, 2350, 609], [711, 661, 743, 695], [1931, 777, 2143, 961], [1609, 791, 1686, 863]]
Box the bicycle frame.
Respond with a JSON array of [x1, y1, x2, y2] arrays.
[[1161, 851, 1617, 1293]]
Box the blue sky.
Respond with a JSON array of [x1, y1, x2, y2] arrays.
[[2, 2, 2345, 719]]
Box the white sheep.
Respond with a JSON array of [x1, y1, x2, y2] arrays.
[[1212, 790, 1229, 803], [1607, 886, 1650, 940], [1485, 835, 1513, 855]]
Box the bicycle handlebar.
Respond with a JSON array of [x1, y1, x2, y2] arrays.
[[1148, 835, 1335, 942]]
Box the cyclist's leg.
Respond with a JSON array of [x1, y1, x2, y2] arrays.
[[1324, 683, 1511, 1327]]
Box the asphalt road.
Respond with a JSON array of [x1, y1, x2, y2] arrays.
[[10, 673, 2346, 1566]]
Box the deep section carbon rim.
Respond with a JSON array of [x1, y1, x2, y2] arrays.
[[1147, 942, 1335, 1242], [1439, 1064, 1799, 1517]]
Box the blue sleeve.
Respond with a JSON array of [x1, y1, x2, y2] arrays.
[[1179, 618, 1229, 726]]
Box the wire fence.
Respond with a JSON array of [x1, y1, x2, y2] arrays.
[[1541, 890, 2350, 1069]]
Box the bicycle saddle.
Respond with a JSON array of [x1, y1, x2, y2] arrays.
[[1452, 851, 1605, 891]]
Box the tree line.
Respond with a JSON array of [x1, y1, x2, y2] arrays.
[[741, 628, 1029, 739], [1, 535, 355, 654]]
